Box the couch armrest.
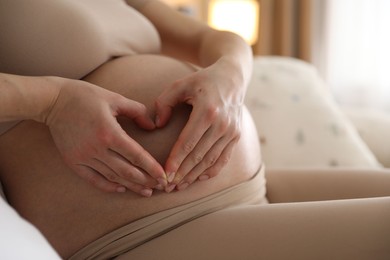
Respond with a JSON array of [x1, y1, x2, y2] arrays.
[[343, 107, 390, 168]]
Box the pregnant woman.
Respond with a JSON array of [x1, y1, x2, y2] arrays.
[[0, 1, 389, 259]]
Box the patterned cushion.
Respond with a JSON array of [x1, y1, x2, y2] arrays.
[[245, 56, 381, 168]]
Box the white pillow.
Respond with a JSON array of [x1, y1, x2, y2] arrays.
[[0, 182, 5, 200], [245, 56, 381, 168], [0, 197, 61, 259]]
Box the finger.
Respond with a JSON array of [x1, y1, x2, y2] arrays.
[[172, 125, 222, 185], [154, 81, 187, 128], [119, 181, 154, 198], [97, 150, 158, 187], [75, 164, 126, 193], [164, 105, 215, 181], [77, 162, 154, 197], [112, 134, 167, 185], [117, 98, 155, 130], [199, 138, 237, 180], [154, 97, 173, 128], [104, 149, 156, 186], [175, 135, 232, 190]]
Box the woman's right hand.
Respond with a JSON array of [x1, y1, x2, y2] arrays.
[[44, 78, 167, 197]]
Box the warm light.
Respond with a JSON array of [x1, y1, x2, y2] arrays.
[[208, 0, 259, 45]]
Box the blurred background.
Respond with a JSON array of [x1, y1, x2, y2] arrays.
[[163, 0, 390, 114]]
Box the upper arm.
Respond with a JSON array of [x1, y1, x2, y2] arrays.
[[125, 0, 212, 64]]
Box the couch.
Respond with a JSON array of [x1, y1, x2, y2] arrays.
[[1, 56, 389, 258]]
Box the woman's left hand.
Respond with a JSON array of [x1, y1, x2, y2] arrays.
[[154, 60, 244, 191]]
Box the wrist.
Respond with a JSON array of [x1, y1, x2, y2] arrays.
[[215, 57, 247, 102], [200, 30, 253, 89], [34, 76, 64, 124], [0, 74, 63, 123]]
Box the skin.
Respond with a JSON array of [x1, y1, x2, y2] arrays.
[[0, 0, 253, 195]]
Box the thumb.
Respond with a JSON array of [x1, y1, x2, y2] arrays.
[[116, 99, 155, 130], [155, 82, 186, 128]]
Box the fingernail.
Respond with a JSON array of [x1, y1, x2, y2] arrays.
[[177, 182, 189, 191], [116, 187, 126, 193], [167, 172, 175, 183], [199, 175, 209, 181], [165, 184, 176, 193], [141, 188, 153, 197], [155, 184, 164, 191], [157, 177, 167, 187]]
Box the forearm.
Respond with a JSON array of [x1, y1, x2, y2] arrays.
[[198, 29, 254, 92], [0, 73, 60, 123]]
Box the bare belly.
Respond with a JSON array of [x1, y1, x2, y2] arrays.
[[0, 55, 262, 258]]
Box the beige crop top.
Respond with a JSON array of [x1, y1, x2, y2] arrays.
[[0, 0, 161, 79]]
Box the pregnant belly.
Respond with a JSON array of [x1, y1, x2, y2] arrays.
[[0, 55, 261, 257], [0, 107, 260, 258]]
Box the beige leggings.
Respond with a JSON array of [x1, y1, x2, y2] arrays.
[[117, 168, 390, 260]]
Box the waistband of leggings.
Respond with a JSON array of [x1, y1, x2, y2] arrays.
[[69, 165, 266, 260]]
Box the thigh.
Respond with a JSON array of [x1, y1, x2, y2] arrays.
[[265, 168, 390, 203], [119, 196, 390, 260]]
